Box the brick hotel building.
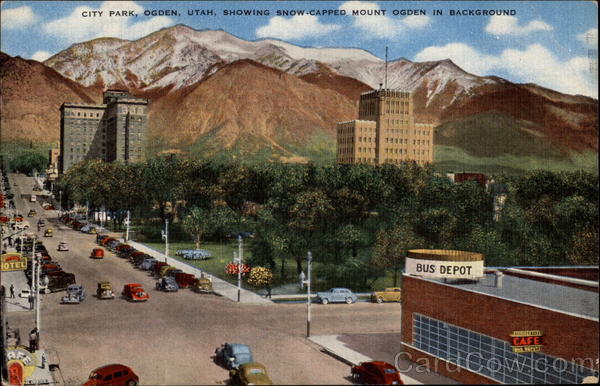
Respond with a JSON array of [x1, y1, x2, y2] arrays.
[[59, 90, 148, 174], [337, 89, 434, 165]]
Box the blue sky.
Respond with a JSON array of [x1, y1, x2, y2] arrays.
[[1, 1, 597, 97]]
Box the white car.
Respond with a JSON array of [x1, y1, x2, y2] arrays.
[[57, 241, 69, 251], [19, 289, 32, 298]]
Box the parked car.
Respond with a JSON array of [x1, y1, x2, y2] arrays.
[[155, 277, 179, 292], [101, 237, 117, 247], [37, 219, 46, 228], [351, 361, 404, 385], [61, 284, 86, 304], [83, 363, 139, 386], [315, 288, 358, 304], [80, 224, 92, 233], [159, 265, 177, 278], [91, 248, 105, 259], [96, 281, 115, 299], [138, 258, 157, 271], [371, 288, 402, 303], [58, 241, 69, 251], [215, 343, 254, 370], [166, 268, 183, 278], [27, 209, 37, 217], [122, 283, 149, 302], [229, 362, 273, 385], [131, 253, 150, 266], [152, 262, 168, 276], [96, 234, 109, 244], [175, 272, 196, 289], [106, 240, 121, 251], [14, 214, 23, 222], [47, 273, 76, 293], [192, 277, 214, 294]]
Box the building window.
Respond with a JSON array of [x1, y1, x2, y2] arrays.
[[412, 314, 598, 384]]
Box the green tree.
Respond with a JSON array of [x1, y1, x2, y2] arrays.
[[182, 207, 209, 249], [372, 225, 425, 286]]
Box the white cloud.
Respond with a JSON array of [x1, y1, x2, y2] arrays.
[[31, 51, 51, 62], [2, 5, 38, 30], [256, 15, 341, 40], [486, 15, 553, 36], [339, 1, 430, 39], [414, 43, 596, 98], [577, 28, 598, 47], [42, 1, 174, 44]]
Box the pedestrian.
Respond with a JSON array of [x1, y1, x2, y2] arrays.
[[28, 294, 34, 310], [41, 351, 47, 368], [2, 242, 6, 250], [9, 284, 15, 298], [8, 236, 12, 247], [29, 328, 37, 352], [265, 284, 272, 299]]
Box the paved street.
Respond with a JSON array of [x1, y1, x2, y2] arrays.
[[3, 173, 450, 385]]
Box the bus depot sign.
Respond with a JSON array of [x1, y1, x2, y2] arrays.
[[1, 252, 27, 271], [405, 249, 484, 280], [510, 330, 544, 353]]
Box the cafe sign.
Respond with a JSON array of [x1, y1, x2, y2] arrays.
[[510, 330, 544, 353], [1, 253, 27, 271]]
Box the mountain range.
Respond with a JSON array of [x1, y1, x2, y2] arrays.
[[1, 24, 597, 169]]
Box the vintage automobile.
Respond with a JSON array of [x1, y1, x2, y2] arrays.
[[138, 258, 157, 271], [106, 240, 121, 251], [229, 362, 273, 385], [61, 284, 86, 304], [37, 219, 46, 228], [122, 283, 149, 302], [96, 281, 115, 299], [166, 268, 183, 278], [101, 237, 117, 247], [96, 234, 109, 244], [27, 209, 37, 217], [215, 343, 254, 370], [44, 228, 53, 237], [155, 277, 179, 292], [14, 214, 23, 222], [192, 277, 214, 294], [175, 249, 212, 260], [83, 363, 139, 386], [159, 265, 177, 278], [131, 253, 150, 267], [351, 361, 404, 385], [115, 244, 131, 253], [371, 287, 402, 303], [58, 241, 69, 251], [174, 272, 196, 289], [91, 248, 105, 259], [315, 288, 358, 304], [151, 262, 167, 276], [80, 224, 92, 233]]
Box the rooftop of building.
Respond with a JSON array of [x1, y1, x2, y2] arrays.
[[61, 102, 107, 108], [407, 267, 599, 320], [361, 88, 411, 97], [337, 119, 377, 125]]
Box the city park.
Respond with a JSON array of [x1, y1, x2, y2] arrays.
[[9, 153, 600, 294]]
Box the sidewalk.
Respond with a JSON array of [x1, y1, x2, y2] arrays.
[[127, 241, 272, 305], [309, 335, 422, 385]]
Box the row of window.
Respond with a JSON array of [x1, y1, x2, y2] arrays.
[[413, 313, 598, 384]]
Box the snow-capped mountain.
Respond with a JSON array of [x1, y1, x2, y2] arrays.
[[45, 24, 488, 109]]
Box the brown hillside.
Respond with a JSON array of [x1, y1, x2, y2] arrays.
[[0, 52, 100, 143], [442, 81, 599, 151], [300, 63, 373, 101], [148, 59, 358, 152]]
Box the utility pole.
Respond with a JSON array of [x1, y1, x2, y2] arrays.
[[35, 246, 41, 334], [58, 191, 62, 218]]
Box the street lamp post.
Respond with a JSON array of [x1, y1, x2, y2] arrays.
[[125, 210, 130, 242], [235, 235, 243, 302], [58, 191, 62, 218], [300, 251, 313, 338], [161, 219, 169, 262]]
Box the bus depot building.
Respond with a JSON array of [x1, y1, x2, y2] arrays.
[[401, 250, 599, 384]]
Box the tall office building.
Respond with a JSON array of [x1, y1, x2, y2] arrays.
[[59, 89, 148, 174], [337, 89, 434, 165]]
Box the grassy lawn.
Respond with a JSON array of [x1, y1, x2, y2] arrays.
[[145, 241, 403, 293]]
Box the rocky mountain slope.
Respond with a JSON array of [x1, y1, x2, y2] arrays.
[[0, 52, 99, 143], [2, 24, 597, 165]]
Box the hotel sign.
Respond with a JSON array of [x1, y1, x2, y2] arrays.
[[1, 253, 27, 271], [510, 330, 544, 353]]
